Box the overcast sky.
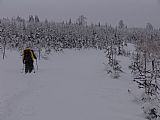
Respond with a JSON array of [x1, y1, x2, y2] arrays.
[[0, 0, 160, 27]]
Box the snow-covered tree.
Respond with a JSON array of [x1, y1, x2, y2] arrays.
[[76, 15, 87, 26]]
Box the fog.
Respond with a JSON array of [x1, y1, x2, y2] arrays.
[[0, 0, 160, 27]]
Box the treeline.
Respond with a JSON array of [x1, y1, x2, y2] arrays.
[[0, 16, 123, 52], [0, 15, 159, 54], [1, 15, 160, 61]]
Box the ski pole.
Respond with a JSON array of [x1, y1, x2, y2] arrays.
[[33, 65, 36, 73], [36, 59, 38, 71]]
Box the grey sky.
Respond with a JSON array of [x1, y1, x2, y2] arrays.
[[0, 0, 160, 27]]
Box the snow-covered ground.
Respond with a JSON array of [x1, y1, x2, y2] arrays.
[[0, 49, 145, 120]]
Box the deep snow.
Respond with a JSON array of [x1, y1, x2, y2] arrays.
[[0, 49, 145, 120]]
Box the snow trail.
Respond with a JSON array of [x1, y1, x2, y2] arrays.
[[0, 49, 145, 120]]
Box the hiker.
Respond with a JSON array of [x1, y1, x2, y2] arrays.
[[22, 47, 37, 73]]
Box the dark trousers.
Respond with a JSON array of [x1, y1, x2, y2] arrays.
[[25, 60, 34, 73]]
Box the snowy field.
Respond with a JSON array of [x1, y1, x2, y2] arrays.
[[0, 49, 145, 120]]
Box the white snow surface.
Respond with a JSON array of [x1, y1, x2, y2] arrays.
[[0, 49, 145, 120]]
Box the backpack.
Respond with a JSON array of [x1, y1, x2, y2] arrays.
[[23, 49, 33, 61]]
